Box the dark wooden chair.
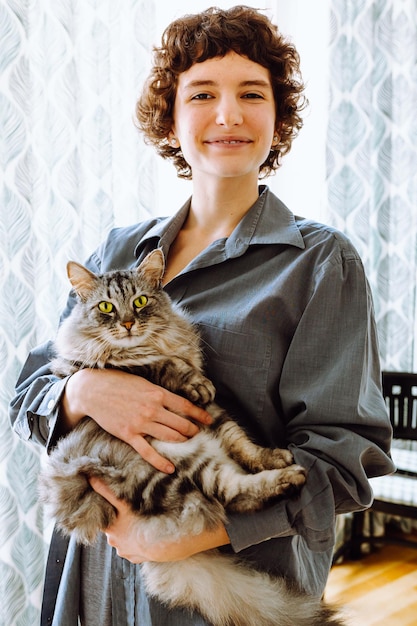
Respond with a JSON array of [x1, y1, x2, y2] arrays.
[[332, 371, 417, 563]]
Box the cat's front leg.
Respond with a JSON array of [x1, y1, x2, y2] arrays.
[[181, 372, 216, 406], [157, 358, 216, 406], [208, 406, 296, 470]]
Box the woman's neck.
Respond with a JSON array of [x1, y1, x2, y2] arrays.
[[162, 176, 261, 285], [187, 174, 260, 237]]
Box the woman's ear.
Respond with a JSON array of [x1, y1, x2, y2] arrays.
[[272, 129, 281, 146], [168, 131, 179, 148]]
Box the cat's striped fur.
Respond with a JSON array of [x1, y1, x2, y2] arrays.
[[39, 249, 345, 626]]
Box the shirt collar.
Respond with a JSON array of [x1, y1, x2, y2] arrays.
[[226, 185, 305, 256], [134, 185, 305, 259]]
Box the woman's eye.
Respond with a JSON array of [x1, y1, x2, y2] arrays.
[[243, 92, 264, 99], [98, 301, 114, 313], [133, 295, 148, 309], [192, 93, 213, 100]]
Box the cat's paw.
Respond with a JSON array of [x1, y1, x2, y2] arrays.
[[287, 463, 308, 482], [183, 376, 216, 406], [269, 448, 295, 468], [276, 464, 307, 493], [253, 447, 295, 470]]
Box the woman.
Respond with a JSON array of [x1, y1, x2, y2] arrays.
[[10, 6, 394, 625]]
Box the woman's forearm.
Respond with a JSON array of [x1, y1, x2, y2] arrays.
[[57, 368, 212, 473]]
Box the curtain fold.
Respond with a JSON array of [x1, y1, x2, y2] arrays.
[[326, 0, 417, 371]]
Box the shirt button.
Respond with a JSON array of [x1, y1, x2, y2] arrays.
[[47, 399, 55, 411]]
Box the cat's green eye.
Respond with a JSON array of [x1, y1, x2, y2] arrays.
[[98, 301, 114, 314], [133, 295, 148, 309]]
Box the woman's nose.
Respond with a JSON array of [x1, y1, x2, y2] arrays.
[[215, 97, 243, 126]]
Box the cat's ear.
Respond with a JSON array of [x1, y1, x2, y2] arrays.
[[138, 249, 165, 287], [67, 261, 99, 299]]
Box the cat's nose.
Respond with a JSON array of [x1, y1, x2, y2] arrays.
[[121, 320, 134, 331]]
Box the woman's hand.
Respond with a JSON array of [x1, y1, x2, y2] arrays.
[[61, 368, 212, 474], [90, 477, 230, 563]]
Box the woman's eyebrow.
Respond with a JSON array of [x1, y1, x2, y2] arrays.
[[182, 79, 271, 91]]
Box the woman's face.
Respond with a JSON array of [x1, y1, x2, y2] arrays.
[[170, 52, 278, 183]]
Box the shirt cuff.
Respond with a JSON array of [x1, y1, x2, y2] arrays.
[[24, 377, 69, 447], [226, 501, 296, 553]]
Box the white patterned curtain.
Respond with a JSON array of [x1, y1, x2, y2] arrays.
[[0, 1, 158, 623], [326, 0, 417, 371]]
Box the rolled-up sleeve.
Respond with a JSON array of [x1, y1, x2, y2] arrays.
[[9, 341, 69, 448]]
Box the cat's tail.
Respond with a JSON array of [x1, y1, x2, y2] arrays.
[[38, 454, 117, 545], [141, 550, 345, 626]]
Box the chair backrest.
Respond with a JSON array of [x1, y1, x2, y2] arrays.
[[382, 371, 417, 441]]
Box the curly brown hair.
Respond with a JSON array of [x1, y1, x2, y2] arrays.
[[135, 5, 307, 179]]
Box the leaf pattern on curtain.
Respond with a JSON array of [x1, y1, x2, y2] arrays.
[[0, 1, 157, 623], [326, 0, 417, 371]]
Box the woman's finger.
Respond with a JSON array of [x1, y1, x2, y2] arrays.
[[89, 476, 130, 511], [128, 435, 176, 474], [164, 392, 213, 427]]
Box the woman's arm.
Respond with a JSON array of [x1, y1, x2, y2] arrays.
[[60, 368, 212, 473], [10, 349, 211, 474], [226, 252, 395, 554], [90, 477, 230, 562]]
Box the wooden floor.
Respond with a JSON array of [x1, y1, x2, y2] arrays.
[[325, 543, 417, 625]]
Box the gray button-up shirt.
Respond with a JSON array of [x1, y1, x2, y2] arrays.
[[10, 186, 394, 625]]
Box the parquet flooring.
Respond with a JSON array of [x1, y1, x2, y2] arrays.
[[325, 543, 417, 625]]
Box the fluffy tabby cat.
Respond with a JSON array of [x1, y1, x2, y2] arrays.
[[39, 249, 344, 626]]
